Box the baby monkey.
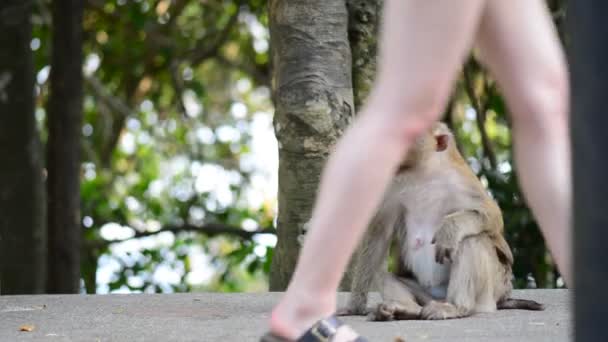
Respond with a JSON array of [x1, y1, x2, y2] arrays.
[[338, 122, 543, 320]]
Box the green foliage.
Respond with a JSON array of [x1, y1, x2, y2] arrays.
[[29, 0, 563, 293]]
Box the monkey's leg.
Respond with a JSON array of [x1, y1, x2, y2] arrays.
[[421, 235, 499, 320], [370, 273, 423, 321]]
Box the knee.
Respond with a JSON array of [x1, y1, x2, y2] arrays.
[[509, 63, 569, 134], [367, 78, 451, 142]]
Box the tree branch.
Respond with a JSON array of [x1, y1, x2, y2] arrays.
[[90, 222, 276, 248], [463, 62, 498, 170], [169, 61, 189, 118], [187, 1, 242, 65], [442, 97, 465, 155], [215, 54, 270, 86], [166, 0, 189, 27], [85, 75, 133, 120]]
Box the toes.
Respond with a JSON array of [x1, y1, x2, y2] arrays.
[[369, 303, 395, 321], [421, 301, 459, 320]]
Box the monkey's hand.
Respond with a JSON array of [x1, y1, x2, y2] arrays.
[[432, 226, 458, 264], [433, 210, 485, 264]]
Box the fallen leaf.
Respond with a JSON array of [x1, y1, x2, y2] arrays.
[[19, 324, 35, 332], [395, 337, 406, 342]]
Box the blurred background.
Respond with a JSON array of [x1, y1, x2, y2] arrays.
[[0, 0, 566, 295]]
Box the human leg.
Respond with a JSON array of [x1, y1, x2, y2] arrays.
[[475, 0, 571, 285], [268, 0, 488, 339]]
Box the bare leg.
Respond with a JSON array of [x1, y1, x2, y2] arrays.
[[475, 0, 572, 285], [268, 0, 487, 339]]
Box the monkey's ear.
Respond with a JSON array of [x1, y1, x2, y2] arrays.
[[435, 134, 449, 152]]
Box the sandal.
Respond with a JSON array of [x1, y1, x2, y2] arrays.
[[260, 315, 368, 342]]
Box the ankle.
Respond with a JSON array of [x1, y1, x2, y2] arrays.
[[269, 290, 337, 339]]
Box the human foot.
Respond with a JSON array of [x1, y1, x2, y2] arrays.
[[262, 315, 367, 342], [263, 293, 367, 341]]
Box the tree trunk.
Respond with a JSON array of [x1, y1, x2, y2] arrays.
[[268, 0, 355, 290], [46, 0, 84, 293], [0, 1, 47, 294], [347, 0, 381, 109], [339, 0, 382, 289], [569, 1, 608, 341]]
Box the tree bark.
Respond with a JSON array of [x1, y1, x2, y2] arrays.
[[268, 0, 355, 290], [340, 0, 382, 289], [0, 1, 47, 294], [46, 0, 84, 293], [347, 0, 381, 109]]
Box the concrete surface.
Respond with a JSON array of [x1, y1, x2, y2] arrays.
[[0, 290, 570, 341]]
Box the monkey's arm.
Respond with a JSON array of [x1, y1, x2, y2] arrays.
[[433, 205, 502, 264], [338, 207, 402, 316]]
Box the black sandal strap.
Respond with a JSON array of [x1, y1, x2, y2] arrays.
[[298, 316, 367, 342]]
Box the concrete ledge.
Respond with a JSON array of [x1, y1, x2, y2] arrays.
[[0, 289, 570, 341]]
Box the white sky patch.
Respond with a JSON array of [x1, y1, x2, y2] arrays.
[[499, 161, 512, 174], [194, 164, 223, 193], [96, 255, 121, 291], [101, 223, 135, 241], [185, 246, 215, 286], [36, 66, 50, 85], [82, 123, 94, 137], [254, 245, 267, 257], [254, 39, 269, 54], [182, 67, 193, 81], [242, 13, 269, 54], [236, 78, 252, 93], [83, 216, 94, 228], [83, 162, 97, 181], [253, 234, 277, 248], [126, 118, 141, 131], [241, 218, 259, 232], [140, 99, 154, 113], [196, 126, 216, 145], [30, 38, 41, 51], [230, 102, 248, 119], [165, 155, 189, 175], [137, 131, 152, 145], [125, 196, 141, 213], [84, 54, 101, 76], [216, 125, 241, 143], [194, 164, 236, 207], [183, 89, 202, 118], [241, 111, 278, 210], [128, 276, 145, 288], [465, 106, 477, 120], [188, 206, 206, 224], [153, 264, 182, 285], [147, 179, 165, 198], [119, 132, 136, 154]]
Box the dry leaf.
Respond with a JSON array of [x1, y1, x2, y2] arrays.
[[394, 338, 406, 342], [19, 324, 35, 332]]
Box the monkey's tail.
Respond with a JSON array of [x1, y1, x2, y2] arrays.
[[497, 298, 545, 311]]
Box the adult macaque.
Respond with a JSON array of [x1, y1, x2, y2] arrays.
[[336, 122, 542, 320]]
